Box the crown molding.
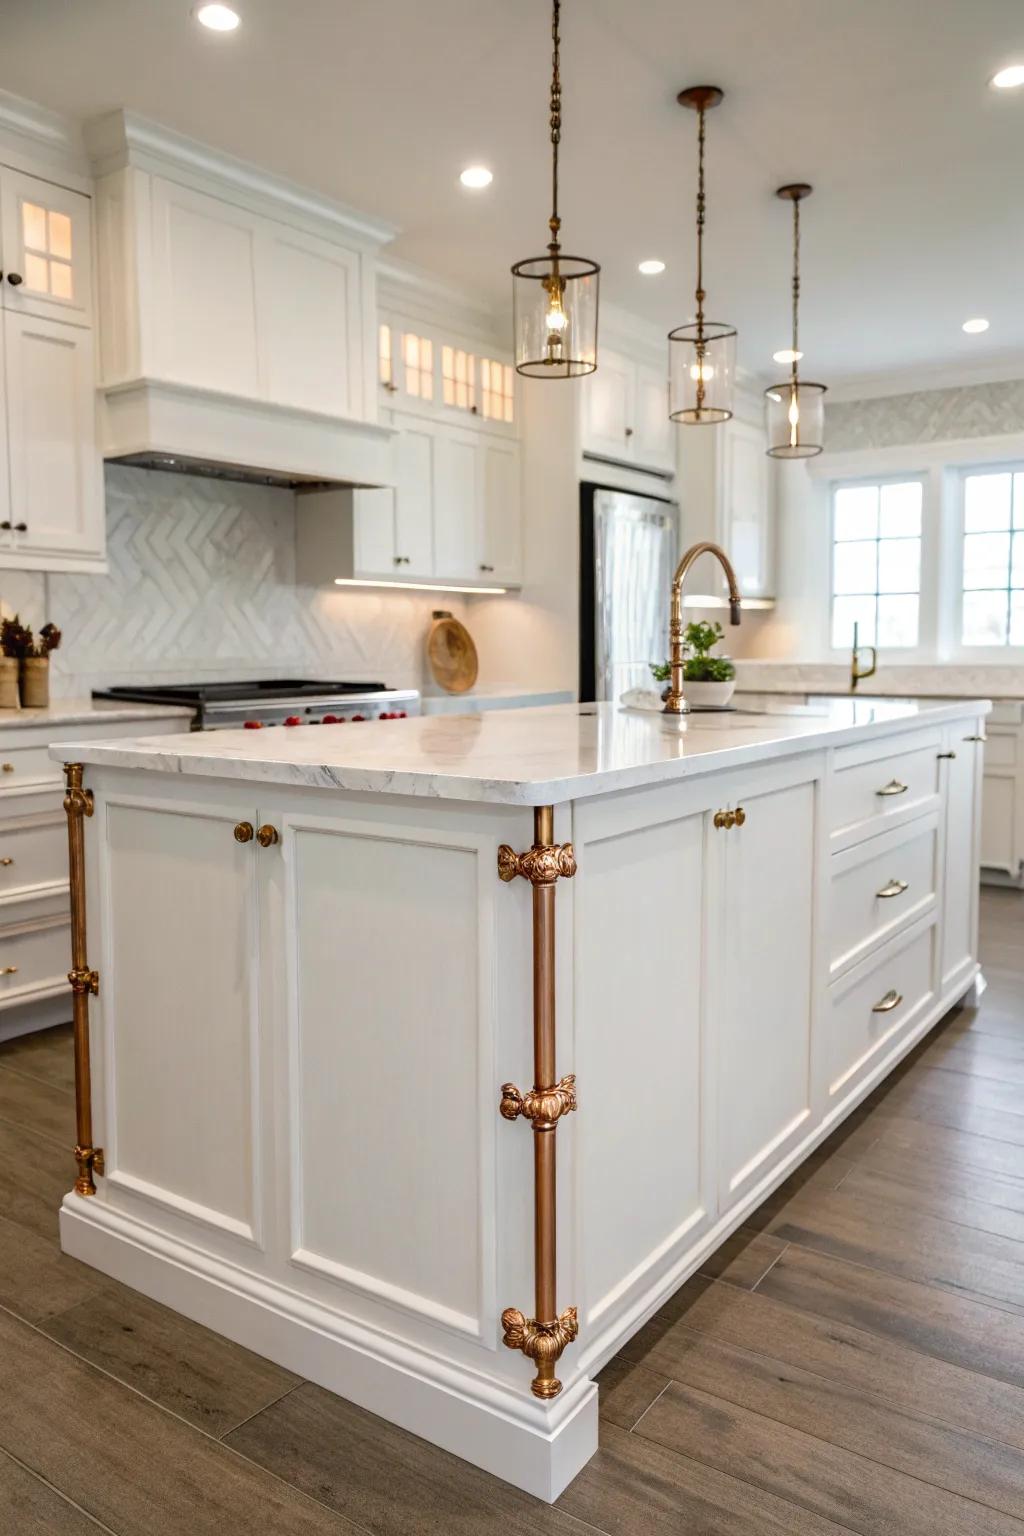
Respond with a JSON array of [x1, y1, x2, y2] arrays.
[[826, 352, 1024, 404], [0, 88, 89, 184], [85, 109, 397, 252], [377, 256, 508, 347]]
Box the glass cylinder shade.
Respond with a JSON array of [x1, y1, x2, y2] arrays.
[[668, 321, 736, 423], [765, 380, 826, 458], [512, 254, 600, 378]]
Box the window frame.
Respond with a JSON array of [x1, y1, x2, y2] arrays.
[[953, 460, 1024, 656], [828, 472, 928, 655]]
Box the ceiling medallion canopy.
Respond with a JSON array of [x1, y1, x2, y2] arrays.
[[668, 85, 737, 424], [511, 0, 600, 379], [765, 183, 826, 458]]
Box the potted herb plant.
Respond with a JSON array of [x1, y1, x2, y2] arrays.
[[650, 620, 737, 709], [21, 623, 61, 708]]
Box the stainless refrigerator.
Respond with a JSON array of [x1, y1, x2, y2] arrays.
[[579, 482, 678, 702]]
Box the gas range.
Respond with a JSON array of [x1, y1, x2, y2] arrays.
[[92, 680, 421, 731]]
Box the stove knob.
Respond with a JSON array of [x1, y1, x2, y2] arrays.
[[284, 715, 302, 727], [243, 720, 264, 729], [397, 710, 407, 718], [380, 712, 392, 719], [352, 714, 365, 722], [322, 714, 338, 724]]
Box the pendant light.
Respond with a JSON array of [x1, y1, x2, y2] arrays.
[[668, 86, 736, 423], [765, 184, 826, 457], [512, 0, 599, 378]]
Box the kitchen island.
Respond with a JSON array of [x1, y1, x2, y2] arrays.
[[51, 696, 987, 1499]]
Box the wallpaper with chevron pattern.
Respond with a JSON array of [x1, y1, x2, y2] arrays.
[[2, 466, 466, 698]]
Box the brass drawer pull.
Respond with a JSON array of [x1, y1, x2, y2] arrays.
[[0, 857, 14, 867], [0, 965, 18, 975], [871, 988, 902, 1013], [964, 734, 987, 743], [1, 763, 13, 773], [233, 822, 254, 843], [256, 824, 279, 848], [876, 877, 908, 899], [876, 779, 908, 797], [733, 805, 746, 826]]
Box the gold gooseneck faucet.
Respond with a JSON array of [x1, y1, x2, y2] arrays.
[[663, 542, 742, 715]]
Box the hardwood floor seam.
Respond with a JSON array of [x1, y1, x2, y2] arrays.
[[217, 1380, 307, 1442], [623, 1376, 672, 1434], [0, 1445, 121, 1535]]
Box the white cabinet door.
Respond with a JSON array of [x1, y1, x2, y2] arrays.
[[3, 312, 104, 559], [479, 438, 522, 585], [392, 424, 435, 577], [0, 169, 92, 326], [722, 416, 773, 599], [941, 724, 982, 992], [102, 797, 261, 1240], [633, 361, 674, 473], [715, 778, 815, 1210], [150, 177, 262, 398], [582, 346, 634, 462], [352, 488, 397, 578], [257, 221, 363, 419], [433, 426, 479, 580]]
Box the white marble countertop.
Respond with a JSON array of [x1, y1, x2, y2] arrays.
[[49, 696, 991, 807], [0, 698, 194, 729], [733, 660, 1024, 700]]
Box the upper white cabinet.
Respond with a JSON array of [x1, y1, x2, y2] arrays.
[[0, 160, 103, 571], [678, 398, 776, 602], [259, 224, 363, 419], [0, 168, 92, 326], [581, 345, 674, 475]]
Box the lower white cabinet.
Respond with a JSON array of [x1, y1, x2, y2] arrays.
[[979, 703, 1024, 880], [0, 312, 104, 566]]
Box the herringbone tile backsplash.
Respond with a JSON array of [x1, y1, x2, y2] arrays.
[[6, 466, 466, 696]]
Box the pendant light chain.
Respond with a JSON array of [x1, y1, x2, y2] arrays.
[[549, 0, 561, 250], [790, 194, 801, 387], [694, 103, 706, 340]]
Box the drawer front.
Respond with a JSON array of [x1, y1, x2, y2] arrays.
[[0, 817, 68, 899], [825, 922, 935, 1101], [0, 916, 71, 1008], [829, 738, 940, 843], [830, 818, 938, 977], [0, 741, 62, 788]]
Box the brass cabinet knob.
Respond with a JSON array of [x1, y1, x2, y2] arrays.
[[6, 273, 23, 287], [876, 779, 908, 797], [0, 857, 14, 867], [256, 824, 279, 847], [713, 809, 729, 829], [871, 988, 903, 1014], [733, 805, 746, 827], [233, 821, 254, 843], [1, 763, 13, 773], [0, 965, 18, 975]]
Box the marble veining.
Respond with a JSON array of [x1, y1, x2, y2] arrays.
[[50, 698, 990, 807]]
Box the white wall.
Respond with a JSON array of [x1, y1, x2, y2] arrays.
[[3, 465, 467, 697]]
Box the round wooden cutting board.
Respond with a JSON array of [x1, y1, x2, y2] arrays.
[[427, 611, 479, 694]]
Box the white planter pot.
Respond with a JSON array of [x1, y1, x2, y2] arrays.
[[681, 679, 736, 709]]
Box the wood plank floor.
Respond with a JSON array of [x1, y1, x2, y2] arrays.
[[1, 887, 1022, 1533]]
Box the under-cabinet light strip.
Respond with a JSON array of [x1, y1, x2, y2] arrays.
[[334, 577, 509, 595]]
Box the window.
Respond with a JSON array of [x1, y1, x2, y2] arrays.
[[961, 468, 1024, 646], [831, 479, 923, 649], [442, 345, 476, 411], [21, 201, 73, 300], [481, 358, 515, 423], [401, 332, 434, 400], [378, 323, 393, 388]]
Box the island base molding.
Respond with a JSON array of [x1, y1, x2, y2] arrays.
[[58, 1196, 599, 1502]]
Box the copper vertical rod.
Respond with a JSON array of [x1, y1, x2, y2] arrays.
[[533, 802, 558, 1328], [64, 763, 101, 1197]]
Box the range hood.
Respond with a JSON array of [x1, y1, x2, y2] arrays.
[[102, 378, 396, 491]]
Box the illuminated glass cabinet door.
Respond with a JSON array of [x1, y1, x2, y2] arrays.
[[0, 169, 93, 326]]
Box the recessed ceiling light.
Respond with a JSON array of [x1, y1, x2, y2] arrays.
[[772, 348, 803, 364], [638, 259, 666, 275], [991, 64, 1024, 89], [962, 317, 990, 334], [194, 4, 240, 30], [459, 166, 493, 189]]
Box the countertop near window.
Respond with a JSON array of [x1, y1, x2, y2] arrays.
[[734, 660, 1024, 700], [0, 698, 194, 729]]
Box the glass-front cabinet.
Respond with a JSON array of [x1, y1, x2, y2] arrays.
[[0, 169, 93, 327]]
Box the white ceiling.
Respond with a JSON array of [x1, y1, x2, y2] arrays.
[[4, 0, 1024, 390]]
